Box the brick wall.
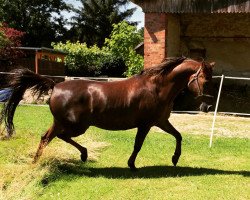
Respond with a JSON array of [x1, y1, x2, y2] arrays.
[[144, 13, 168, 68]]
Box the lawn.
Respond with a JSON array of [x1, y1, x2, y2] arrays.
[[0, 105, 249, 200]]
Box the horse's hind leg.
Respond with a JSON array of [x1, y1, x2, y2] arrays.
[[33, 122, 60, 163], [157, 120, 182, 166], [57, 133, 88, 162]]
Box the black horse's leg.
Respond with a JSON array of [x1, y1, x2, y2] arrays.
[[157, 120, 182, 166], [33, 122, 60, 163], [57, 134, 88, 162], [128, 126, 150, 171]]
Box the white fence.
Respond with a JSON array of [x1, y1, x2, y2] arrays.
[[209, 75, 250, 147]]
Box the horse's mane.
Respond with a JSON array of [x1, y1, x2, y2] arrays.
[[140, 57, 187, 76]]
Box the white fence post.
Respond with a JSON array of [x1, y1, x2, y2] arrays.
[[209, 75, 225, 147]]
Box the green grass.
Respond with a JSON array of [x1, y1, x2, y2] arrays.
[[0, 105, 249, 200]]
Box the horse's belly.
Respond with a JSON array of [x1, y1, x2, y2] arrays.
[[89, 108, 157, 130], [91, 114, 137, 130]]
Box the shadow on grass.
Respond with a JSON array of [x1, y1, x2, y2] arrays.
[[40, 158, 250, 185]]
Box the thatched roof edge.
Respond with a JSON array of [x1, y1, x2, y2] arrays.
[[131, 0, 250, 13]]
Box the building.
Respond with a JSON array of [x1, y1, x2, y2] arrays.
[[15, 47, 66, 76], [131, 0, 250, 77]]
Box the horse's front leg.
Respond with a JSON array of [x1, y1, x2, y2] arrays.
[[157, 120, 182, 166], [128, 126, 151, 171]]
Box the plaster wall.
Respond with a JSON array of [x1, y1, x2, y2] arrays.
[[166, 14, 180, 57], [179, 14, 250, 76]]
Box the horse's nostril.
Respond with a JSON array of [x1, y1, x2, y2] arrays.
[[207, 105, 212, 112]]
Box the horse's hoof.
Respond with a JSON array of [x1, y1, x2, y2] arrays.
[[172, 155, 179, 167], [129, 165, 138, 172], [80, 150, 88, 162], [80, 153, 87, 162], [32, 154, 40, 164], [128, 161, 138, 172]]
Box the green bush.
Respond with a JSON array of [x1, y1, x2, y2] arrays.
[[52, 41, 102, 76], [104, 21, 144, 76], [53, 21, 143, 77], [52, 41, 125, 77]]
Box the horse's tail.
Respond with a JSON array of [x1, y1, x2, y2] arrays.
[[0, 68, 55, 137]]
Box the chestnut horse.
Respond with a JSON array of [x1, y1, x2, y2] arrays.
[[0, 57, 214, 170]]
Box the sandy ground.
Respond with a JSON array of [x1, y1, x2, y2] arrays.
[[153, 113, 250, 138], [20, 89, 52, 104]]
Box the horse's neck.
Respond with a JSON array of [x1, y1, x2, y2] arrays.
[[159, 63, 197, 103], [172, 62, 198, 86]]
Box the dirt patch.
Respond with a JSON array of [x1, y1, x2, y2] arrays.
[[20, 89, 52, 104], [153, 113, 250, 138]]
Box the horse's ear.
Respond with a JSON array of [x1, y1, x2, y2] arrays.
[[210, 62, 215, 68]]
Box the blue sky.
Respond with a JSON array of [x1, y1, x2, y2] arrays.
[[127, 2, 144, 28], [63, 0, 144, 28]]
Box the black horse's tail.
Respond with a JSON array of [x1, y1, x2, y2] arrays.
[[0, 68, 55, 137]]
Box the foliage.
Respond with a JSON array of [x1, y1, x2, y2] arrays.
[[53, 21, 143, 77], [0, 0, 139, 48], [0, 0, 71, 47], [0, 105, 249, 199], [0, 23, 8, 48], [0, 23, 25, 63], [104, 21, 144, 76], [71, 0, 136, 47], [0, 23, 24, 47], [52, 41, 126, 77]]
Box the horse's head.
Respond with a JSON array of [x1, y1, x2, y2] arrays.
[[187, 61, 215, 112]]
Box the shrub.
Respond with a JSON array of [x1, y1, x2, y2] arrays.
[[53, 21, 143, 77], [0, 23, 9, 48], [0, 23, 25, 63], [104, 21, 144, 76], [52, 41, 126, 77]]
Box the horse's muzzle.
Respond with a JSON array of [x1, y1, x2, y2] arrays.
[[200, 102, 213, 113]]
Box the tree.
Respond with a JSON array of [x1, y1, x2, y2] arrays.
[[53, 21, 143, 77], [104, 21, 143, 76], [71, 0, 136, 47], [0, 0, 71, 47]]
